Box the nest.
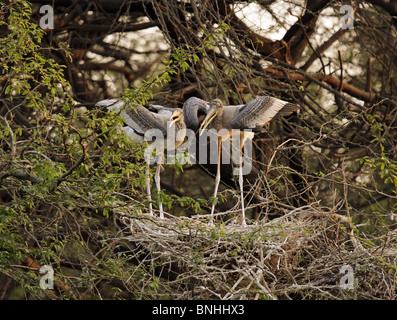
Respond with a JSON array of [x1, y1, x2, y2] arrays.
[[115, 205, 397, 300]]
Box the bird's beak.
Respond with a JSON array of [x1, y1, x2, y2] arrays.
[[169, 118, 177, 128], [199, 109, 218, 135]]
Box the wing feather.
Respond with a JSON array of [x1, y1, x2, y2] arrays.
[[96, 99, 167, 136], [230, 96, 299, 129]]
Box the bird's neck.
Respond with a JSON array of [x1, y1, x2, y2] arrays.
[[213, 112, 223, 130]]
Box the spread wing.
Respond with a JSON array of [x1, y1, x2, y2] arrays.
[[147, 104, 174, 117], [96, 99, 167, 136], [230, 96, 299, 129]]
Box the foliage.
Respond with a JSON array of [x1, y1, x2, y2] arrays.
[[0, 0, 176, 298], [0, 0, 397, 300]]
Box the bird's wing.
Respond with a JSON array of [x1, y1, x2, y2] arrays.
[[221, 104, 245, 128], [122, 126, 144, 144], [230, 96, 299, 129], [182, 97, 209, 131], [148, 104, 173, 117], [273, 103, 300, 119], [97, 99, 167, 135], [96, 99, 122, 110]]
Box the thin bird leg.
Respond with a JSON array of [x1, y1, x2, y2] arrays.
[[239, 137, 247, 226], [154, 152, 164, 219], [210, 136, 222, 225], [145, 163, 153, 216]]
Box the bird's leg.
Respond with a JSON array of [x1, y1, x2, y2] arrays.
[[154, 152, 164, 219], [210, 136, 222, 226], [145, 164, 153, 217], [239, 145, 247, 226]]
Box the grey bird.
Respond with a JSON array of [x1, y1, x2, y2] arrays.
[[96, 99, 187, 219], [199, 96, 299, 226], [182, 97, 211, 132]]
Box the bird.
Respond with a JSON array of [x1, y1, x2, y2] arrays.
[[182, 97, 211, 132], [180, 97, 212, 163], [96, 98, 187, 219], [199, 96, 299, 226]]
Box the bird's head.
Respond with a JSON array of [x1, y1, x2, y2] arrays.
[[209, 99, 223, 113], [169, 108, 184, 128], [199, 99, 223, 133]]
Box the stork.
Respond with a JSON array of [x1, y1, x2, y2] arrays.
[[199, 96, 299, 226], [96, 99, 186, 219], [182, 97, 210, 132]]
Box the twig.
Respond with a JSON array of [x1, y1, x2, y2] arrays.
[[0, 116, 16, 158]]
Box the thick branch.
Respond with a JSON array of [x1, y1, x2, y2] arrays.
[[217, 0, 285, 61], [63, 21, 159, 34], [266, 66, 374, 104], [301, 28, 350, 71], [282, 0, 331, 64]]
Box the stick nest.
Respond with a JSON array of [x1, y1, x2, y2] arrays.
[[115, 205, 397, 300]]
